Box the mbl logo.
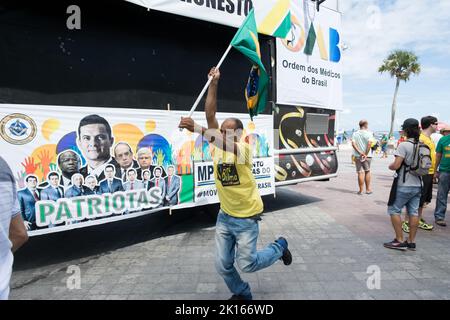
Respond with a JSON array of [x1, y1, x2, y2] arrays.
[[282, 14, 341, 63]]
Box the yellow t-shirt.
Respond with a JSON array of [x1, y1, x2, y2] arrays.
[[420, 133, 436, 174], [212, 142, 263, 218]]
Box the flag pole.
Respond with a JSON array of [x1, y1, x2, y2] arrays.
[[187, 44, 233, 118]]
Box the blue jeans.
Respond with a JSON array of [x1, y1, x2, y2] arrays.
[[435, 172, 450, 221], [215, 210, 283, 298], [387, 186, 421, 216]]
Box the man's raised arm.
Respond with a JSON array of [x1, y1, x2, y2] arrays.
[[205, 67, 220, 129]]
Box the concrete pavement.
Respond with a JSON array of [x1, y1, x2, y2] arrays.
[[9, 147, 450, 300]]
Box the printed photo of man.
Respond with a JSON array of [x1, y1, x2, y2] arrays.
[[137, 147, 152, 171], [40, 172, 64, 201], [137, 147, 166, 178], [77, 114, 120, 181], [84, 175, 100, 195], [164, 165, 181, 206], [141, 169, 151, 190], [99, 164, 124, 194], [18, 175, 39, 230], [57, 150, 81, 189], [114, 142, 141, 182], [123, 168, 144, 191], [149, 166, 166, 207], [65, 173, 85, 198]]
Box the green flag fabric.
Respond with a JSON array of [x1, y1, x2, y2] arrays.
[[230, 9, 269, 120]]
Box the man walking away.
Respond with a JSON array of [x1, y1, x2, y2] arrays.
[[434, 126, 450, 227], [384, 119, 422, 251], [352, 120, 374, 195], [402, 116, 437, 233], [178, 67, 291, 301], [1, 156, 28, 300]]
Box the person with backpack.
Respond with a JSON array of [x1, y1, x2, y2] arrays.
[[402, 116, 438, 233], [384, 119, 428, 251]]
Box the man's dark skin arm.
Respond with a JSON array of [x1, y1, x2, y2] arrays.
[[179, 117, 241, 157], [205, 67, 219, 130], [179, 68, 241, 157]]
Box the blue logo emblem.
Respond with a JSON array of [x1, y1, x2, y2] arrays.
[[0, 113, 37, 145], [8, 119, 29, 137]]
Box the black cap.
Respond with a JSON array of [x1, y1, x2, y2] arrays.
[[401, 118, 419, 130]]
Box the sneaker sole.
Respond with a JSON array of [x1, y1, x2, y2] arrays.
[[276, 237, 292, 265], [383, 244, 407, 251], [282, 248, 292, 265]]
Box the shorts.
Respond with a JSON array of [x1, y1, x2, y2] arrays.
[[387, 186, 421, 216], [355, 158, 371, 172], [419, 174, 433, 207]]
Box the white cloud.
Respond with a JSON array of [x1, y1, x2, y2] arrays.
[[421, 66, 450, 77], [341, 0, 450, 79]]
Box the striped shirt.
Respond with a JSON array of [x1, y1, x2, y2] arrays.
[[0, 156, 20, 300]]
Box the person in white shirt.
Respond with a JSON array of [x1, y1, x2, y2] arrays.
[[351, 120, 375, 195], [0, 156, 28, 300]]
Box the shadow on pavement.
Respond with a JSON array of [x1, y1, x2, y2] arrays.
[[325, 187, 359, 195], [13, 206, 217, 271], [263, 187, 322, 212], [13, 187, 320, 270]]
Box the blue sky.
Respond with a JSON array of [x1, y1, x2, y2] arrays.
[[338, 0, 450, 132]]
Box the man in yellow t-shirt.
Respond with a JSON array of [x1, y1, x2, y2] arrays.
[[402, 116, 438, 233], [178, 67, 291, 301]]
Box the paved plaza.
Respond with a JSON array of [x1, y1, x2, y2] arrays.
[[9, 147, 450, 300]]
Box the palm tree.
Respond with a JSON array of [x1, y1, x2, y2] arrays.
[[379, 50, 421, 138]]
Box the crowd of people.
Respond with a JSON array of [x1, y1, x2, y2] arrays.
[[350, 117, 449, 251]]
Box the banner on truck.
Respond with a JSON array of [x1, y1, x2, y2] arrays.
[[0, 104, 274, 236], [276, 1, 343, 110]]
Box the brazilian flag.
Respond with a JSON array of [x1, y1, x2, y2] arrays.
[[231, 9, 269, 120]]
